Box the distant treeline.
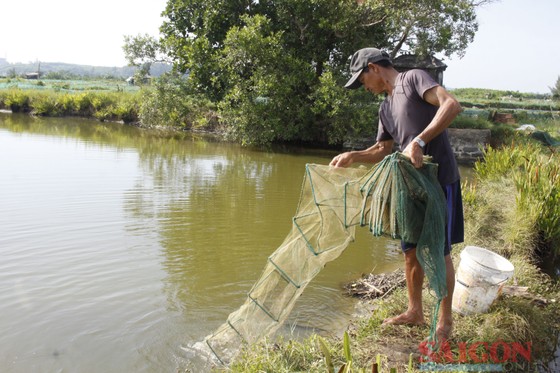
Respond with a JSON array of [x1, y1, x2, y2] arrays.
[[450, 87, 552, 101], [0, 59, 171, 80]]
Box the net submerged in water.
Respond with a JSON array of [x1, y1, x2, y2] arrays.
[[204, 152, 447, 364]]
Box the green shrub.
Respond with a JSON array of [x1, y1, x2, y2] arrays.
[[73, 92, 95, 116], [139, 72, 218, 130], [59, 93, 78, 115], [3, 89, 31, 112], [90, 93, 114, 111], [451, 115, 492, 130], [451, 115, 516, 145], [0, 90, 7, 109], [310, 69, 377, 145], [113, 99, 140, 123], [52, 82, 71, 91], [30, 92, 63, 116]]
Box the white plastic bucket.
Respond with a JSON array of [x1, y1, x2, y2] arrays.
[[452, 246, 514, 315]]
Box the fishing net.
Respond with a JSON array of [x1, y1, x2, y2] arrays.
[[204, 152, 447, 364]]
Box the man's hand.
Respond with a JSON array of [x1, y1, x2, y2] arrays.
[[329, 140, 393, 167], [329, 152, 354, 168], [403, 140, 424, 168]]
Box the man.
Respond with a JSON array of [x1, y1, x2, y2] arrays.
[[330, 48, 464, 341]]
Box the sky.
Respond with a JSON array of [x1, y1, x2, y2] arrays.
[[0, 0, 168, 67], [443, 0, 560, 93], [1, 0, 559, 93]]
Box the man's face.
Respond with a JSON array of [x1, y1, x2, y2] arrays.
[[359, 65, 384, 94]]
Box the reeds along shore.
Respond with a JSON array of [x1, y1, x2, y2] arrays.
[[0, 88, 140, 123]]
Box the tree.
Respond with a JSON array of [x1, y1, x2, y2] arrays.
[[376, 0, 496, 59], [158, 0, 386, 98], [7, 68, 17, 79], [126, 0, 489, 145], [123, 34, 169, 66]]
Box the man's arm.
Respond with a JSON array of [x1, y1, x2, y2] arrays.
[[418, 85, 462, 142], [404, 85, 462, 168], [329, 139, 394, 168]]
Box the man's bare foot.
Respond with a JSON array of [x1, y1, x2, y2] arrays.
[[435, 320, 453, 341], [383, 310, 425, 326]]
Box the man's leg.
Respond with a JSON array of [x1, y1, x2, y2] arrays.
[[436, 254, 455, 340], [383, 248, 425, 325]]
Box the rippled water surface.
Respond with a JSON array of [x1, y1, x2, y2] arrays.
[[0, 113, 406, 372]]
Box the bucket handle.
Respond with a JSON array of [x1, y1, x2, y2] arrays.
[[455, 277, 470, 288], [455, 276, 510, 288]]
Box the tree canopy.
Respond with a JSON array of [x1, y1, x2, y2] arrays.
[[125, 0, 490, 146]]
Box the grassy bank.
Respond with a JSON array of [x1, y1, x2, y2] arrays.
[[2, 80, 559, 148], [0, 78, 219, 131], [0, 87, 141, 123], [214, 138, 560, 373]]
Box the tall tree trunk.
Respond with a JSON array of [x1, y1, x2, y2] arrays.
[[390, 24, 412, 59]]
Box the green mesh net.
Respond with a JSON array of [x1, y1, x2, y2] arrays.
[[204, 152, 448, 364]]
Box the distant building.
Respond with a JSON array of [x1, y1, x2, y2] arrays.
[[393, 54, 447, 85], [25, 72, 41, 80]]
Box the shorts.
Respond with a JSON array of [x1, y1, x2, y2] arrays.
[[401, 179, 464, 256]]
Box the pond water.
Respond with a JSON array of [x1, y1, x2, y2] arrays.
[[0, 113, 413, 372]]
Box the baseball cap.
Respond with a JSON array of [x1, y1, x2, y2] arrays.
[[344, 48, 392, 89]]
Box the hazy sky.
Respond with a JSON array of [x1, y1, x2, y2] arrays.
[[1, 0, 168, 67], [1, 0, 558, 93], [444, 0, 560, 94]]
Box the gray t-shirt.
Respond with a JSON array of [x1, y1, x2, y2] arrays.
[[376, 69, 459, 185]]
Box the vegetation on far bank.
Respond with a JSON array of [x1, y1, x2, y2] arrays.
[[0, 77, 140, 93], [0, 86, 141, 123], [215, 137, 560, 373], [0, 75, 222, 131], [2, 75, 559, 151]]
